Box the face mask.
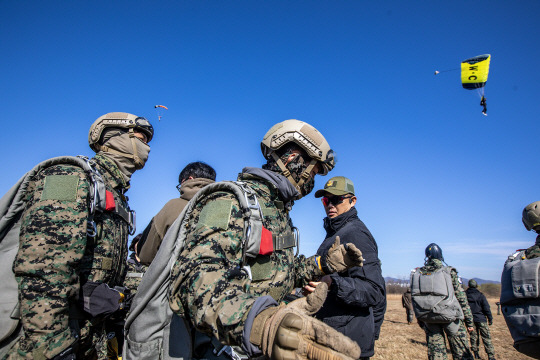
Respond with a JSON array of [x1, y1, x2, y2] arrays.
[[285, 154, 316, 198], [100, 130, 150, 182]]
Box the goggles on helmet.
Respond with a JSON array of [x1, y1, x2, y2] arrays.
[[133, 117, 154, 143]]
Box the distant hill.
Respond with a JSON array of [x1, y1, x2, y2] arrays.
[[384, 276, 500, 285], [461, 277, 500, 285]]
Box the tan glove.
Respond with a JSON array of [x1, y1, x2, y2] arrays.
[[250, 282, 361, 360], [325, 236, 364, 273]]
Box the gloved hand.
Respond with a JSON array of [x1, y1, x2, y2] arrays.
[[325, 236, 364, 273], [250, 282, 361, 360], [488, 319, 493, 326]]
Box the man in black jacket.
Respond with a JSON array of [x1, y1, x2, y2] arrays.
[[304, 176, 386, 359], [466, 279, 496, 360]]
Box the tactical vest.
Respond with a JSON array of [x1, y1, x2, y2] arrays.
[[0, 156, 134, 358], [410, 266, 464, 323], [500, 250, 540, 353], [123, 181, 297, 360]]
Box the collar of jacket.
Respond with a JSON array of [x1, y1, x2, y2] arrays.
[[466, 287, 479, 294], [94, 153, 129, 191], [241, 167, 299, 208], [422, 258, 444, 271], [323, 206, 358, 234], [180, 178, 215, 201]]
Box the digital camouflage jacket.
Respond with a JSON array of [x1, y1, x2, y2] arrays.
[[8, 154, 132, 360], [168, 170, 323, 351], [419, 259, 474, 328], [524, 234, 540, 259]]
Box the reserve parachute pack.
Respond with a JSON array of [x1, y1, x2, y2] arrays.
[[123, 180, 279, 360], [500, 250, 540, 356], [0, 156, 108, 357], [410, 266, 464, 323]]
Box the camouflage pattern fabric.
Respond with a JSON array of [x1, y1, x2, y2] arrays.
[[425, 322, 473, 360], [168, 172, 323, 350], [6, 154, 131, 360], [470, 321, 495, 358], [524, 235, 540, 259], [419, 259, 474, 360], [123, 257, 147, 294]]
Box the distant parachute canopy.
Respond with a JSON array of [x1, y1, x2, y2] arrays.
[[154, 105, 168, 121], [461, 54, 490, 91]]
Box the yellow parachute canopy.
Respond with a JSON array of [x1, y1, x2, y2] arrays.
[[461, 54, 490, 91]]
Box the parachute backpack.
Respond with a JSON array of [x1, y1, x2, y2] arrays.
[[410, 266, 464, 325], [0, 156, 109, 357], [500, 250, 540, 358], [123, 180, 284, 360]]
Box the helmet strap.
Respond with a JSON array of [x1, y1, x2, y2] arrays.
[[270, 151, 317, 193]]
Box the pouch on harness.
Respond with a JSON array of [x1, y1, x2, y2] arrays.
[[410, 266, 464, 324], [500, 250, 540, 357], [0, 156, 126, 357], [123, 181, 291, 360]]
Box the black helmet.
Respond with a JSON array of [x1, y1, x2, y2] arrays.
[[425, 243, 444, 261]]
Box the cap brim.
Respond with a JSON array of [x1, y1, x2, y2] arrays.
[[314, 189, 351, 198]]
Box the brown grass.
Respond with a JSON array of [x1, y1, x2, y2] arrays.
[[372, 295, 534, 359]]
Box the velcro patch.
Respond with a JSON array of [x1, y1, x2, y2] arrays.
[[42, 175, 79, 201], [196, 199, 233, 231]]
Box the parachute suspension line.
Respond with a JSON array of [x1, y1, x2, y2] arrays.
[[434, 67, 460, 75]]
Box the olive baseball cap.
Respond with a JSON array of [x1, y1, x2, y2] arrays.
[[314, 176, 355, 198]]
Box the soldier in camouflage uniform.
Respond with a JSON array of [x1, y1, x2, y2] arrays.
[[417, 244, 475, 360], [168, 119, 363, 360], [504, 201, 540, 359], [6, 112, 153, 360], [465, 279, 495, 360]]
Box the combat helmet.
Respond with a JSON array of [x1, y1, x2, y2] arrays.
[[523, 201, 540, 232], [425, 243, 444, 261], [88, 112, 154, 152], [261, 119, 336, 192]]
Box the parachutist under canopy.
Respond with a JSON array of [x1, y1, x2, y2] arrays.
[[480, 96, 487, 116]]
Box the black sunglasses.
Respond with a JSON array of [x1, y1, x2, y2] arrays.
[[322, 195, 353, 207]]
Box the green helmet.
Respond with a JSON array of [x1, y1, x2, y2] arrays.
[[261, 119, 336, 175], [88, 112, 154, 152], [522, 201, 540, 231]]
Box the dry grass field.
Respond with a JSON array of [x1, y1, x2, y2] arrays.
[[372, 295, 534, 360]]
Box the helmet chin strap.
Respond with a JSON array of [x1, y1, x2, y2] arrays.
[[96, 129, 145, 169], [270, 151, 317, 193]]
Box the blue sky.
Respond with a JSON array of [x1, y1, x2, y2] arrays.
[[2, 1, 539, 281]]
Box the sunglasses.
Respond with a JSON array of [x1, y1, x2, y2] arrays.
[[322, 195, 353, 207]]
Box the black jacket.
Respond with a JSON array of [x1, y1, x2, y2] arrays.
[[466, 287, 493, 323], [315, 207, 386, 358]]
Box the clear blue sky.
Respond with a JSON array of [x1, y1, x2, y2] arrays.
[[2, 1, 538, 281]]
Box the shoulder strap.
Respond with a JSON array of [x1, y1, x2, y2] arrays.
[[0, 156, 106, 240]]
